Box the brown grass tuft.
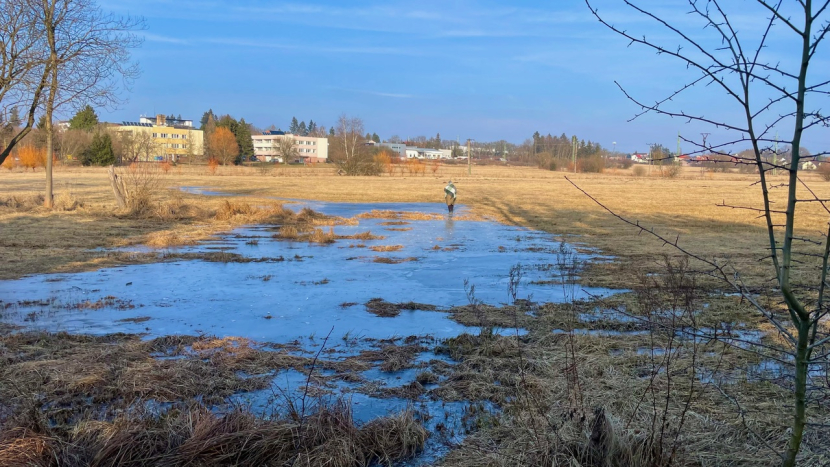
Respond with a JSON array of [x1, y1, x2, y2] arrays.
[[369, 244, 404, 252], [308, 227, 336, 244]]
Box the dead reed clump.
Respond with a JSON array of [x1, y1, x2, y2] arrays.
[[351, 343, 428, 372], [214, 200, 256, 221], [369, 244, 404, 252], [364, 298, 436, 318], [339, 231, 386, 241], [360, 409, 427, 462], [308, 227, 336, 244], [0, 427, 53, 467], [366, 298, 402, 317], [276, 224, 300, 239], [415, 371, 439, 385], [372, 256, 419, 264]]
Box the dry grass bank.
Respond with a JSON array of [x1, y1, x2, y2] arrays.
[[0, 332, 427, 466]]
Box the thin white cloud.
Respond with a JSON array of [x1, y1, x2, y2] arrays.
[[143, 33, 189, 44]]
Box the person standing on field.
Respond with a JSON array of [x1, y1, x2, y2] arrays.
[[444, 180, 457, 214]]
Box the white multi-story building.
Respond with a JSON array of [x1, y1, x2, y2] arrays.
[[252, 130, 328, 163]]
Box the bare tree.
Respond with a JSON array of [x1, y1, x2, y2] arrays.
[[39, 0, 143, 207], [275, 135, 297, 164], [113, 130, 157, 163], [335, 114, 364, 161], [57, 128, 92, 161], [0, 0, 49, 166], [585, 1, 829, 465]]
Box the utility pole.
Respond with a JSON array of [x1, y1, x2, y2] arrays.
[[571, 135, 577, 173], [700, 133, 710, 177], [467, 139, 471, 175], [676, 131, 681, 165]]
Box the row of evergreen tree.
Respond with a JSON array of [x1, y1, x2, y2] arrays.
[[288, 117, 317, 136]]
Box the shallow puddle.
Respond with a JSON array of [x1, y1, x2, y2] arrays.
[[1, 201, 612, 340]]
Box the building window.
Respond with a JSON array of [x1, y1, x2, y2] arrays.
[[152, 133, 158, 137], [182, 134, 187, 140]]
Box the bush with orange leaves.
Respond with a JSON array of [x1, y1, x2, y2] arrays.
[[18, 146, 46, 171], [406, 159, 426, 176], [207, 157, 219, 175], [374, 151, 392, 175]]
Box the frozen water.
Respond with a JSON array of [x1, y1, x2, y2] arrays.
[[0, 201, 614, 341]]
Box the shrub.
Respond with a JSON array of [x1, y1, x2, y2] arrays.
[[577, 156, 605, 173], [18, 146, 46, 170], [207, 158, 219, 175], [632, 165, 647, 177], [661, 164, 682, 178], [818, 163, 830, 181]]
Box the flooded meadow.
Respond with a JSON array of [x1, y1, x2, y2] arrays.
[[0, 197, 617, 465]]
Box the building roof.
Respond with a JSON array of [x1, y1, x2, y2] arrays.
[[121, 122, 153, 127]]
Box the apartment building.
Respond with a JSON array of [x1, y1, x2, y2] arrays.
[[251, 130, 328, 163], [115, 114, 204, 162]]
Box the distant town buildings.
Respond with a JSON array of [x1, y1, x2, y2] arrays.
[[369, 141, 455, 160]]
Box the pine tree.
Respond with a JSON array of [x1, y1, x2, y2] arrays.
[[69, 105, 99, 132], [372, 133, 380, 143], [235, 118, 254, 162], [308, 120, 316, 134], [83, 132, 115, 166], [329, 127, 335, 136], [200, 109, 215, 130], [203, 114, 216, 159], [298, 121, 307, 136], [289, 117, 299, 134]]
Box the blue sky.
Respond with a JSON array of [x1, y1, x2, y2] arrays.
[[96, 0, 828, 154]]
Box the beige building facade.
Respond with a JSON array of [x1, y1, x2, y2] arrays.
[[252, 131, 328, 163], [115, 114, 204, 162]]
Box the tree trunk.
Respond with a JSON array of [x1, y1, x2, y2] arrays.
[[43, 0, 58, 209], [107, 165, 127, 209], [783, 320, 811, 467]]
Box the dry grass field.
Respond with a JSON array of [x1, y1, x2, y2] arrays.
[[3, 163, 830, 466]]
